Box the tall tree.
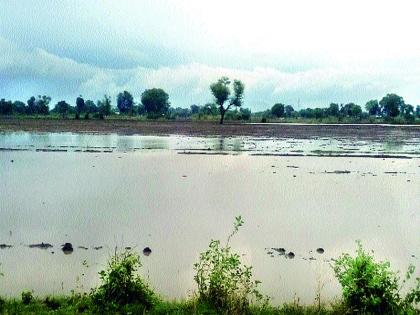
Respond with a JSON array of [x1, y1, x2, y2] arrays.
[[141, 88, 170, 117], [271, 103, 285, 117], [210, 77, 245, 124], [0, 99, 13, 115], [284, 105, 295, 117], [55, 100, 71, 118], [327, 103, 340, 117], [379, 94, 404, 117], [97, 95, 112, 118], [365, 99, 380, 116], [76, 95, 85, 114], [117, 91, 134, 114]]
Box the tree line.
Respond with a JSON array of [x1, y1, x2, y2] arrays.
[[266, 93, 420, 123], [0, 77, 419, 124]]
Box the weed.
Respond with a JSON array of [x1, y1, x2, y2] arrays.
[[333, 241, 420, 313], [194, 216, 267, 314], [90, 248, 157, 311], [21, 290, 34, 305]]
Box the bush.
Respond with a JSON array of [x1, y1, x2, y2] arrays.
[[194, 216, 267, 314], [44, 296, 61, 310], [333, 241, 420, 313], [21, 290, 34, 305], [91, 249, 157, 311]]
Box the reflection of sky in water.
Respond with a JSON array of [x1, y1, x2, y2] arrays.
[[0, 132, 419, 157]]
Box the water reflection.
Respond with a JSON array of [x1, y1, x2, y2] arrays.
[[1, 132, 417, 157]]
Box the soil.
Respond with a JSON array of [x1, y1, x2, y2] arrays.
[[1, 118, 419, 140]]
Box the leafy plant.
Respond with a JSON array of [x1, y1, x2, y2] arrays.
[[21, 290, 34, 305], [194, 216, 267, 314], [333, 241, 420, 313], [91, 249, 157, 311]]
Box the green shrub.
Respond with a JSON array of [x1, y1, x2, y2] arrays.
[[44, 296, 61, 310], [91, 249, 157, 311], [194, 216, 267, 314], [0, 296, 4, 312], [21, 290, 34, 305], [333, 241, 420, 313]]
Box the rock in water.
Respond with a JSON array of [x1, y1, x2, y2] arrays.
[[143, 247, 152, 256], [62, 243, 74, 255]]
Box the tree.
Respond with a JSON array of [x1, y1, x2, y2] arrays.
[[210, 77, 245, 124], [284, 105, 295, 118], [271, 103, 285, 117], [76, 95, 85, 114], [85, 100, 98, 114], [12, 101, 26, 114], [190, 104, 200, 115], [401, 104, 414, 121], [0, 99, 13, 115], [341, 103, 362, 118], [27, 96, 37, 114], [416, 105, 420, 118], [37, 95, 51, 115], [141, 88, 170, 117], [97, 95, 112, 118], [55, 100, 71, 118], [379, 94, 404, 117], [27, 95, 50, 115], [117, 91, 134, 114], [327, 103, 340, 117], [201, 103, 218, 116], [365, 99, 380, 116]]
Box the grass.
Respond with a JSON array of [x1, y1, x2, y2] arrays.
[[0, 220, 419, 314]]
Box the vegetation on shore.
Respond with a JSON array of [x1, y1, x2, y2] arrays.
[[1, 77, 419, 125], [0, 217, 419, 314]]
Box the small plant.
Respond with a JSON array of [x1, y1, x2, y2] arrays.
[[333, 241, 420, 313], [194, 216, 267, 314], [21, 290, 34, 305], [91, 249, 157, 310], [44, 296, 61, 310]]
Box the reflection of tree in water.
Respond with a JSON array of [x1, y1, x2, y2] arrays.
[[212, 137, 243, 152], [383, 137, 404, 152], [115, 136, 169, 151]]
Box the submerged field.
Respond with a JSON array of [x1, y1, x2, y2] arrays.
[[0, 126, 419, 312]]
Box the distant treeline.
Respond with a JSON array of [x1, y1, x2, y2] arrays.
[[1, 87, 419, 123]]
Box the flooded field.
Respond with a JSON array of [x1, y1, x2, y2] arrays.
[[0, 131, 419, 304]]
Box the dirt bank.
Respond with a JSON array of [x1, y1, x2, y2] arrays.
[[0, 118, 419, 140]]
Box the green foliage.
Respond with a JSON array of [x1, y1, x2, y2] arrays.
[[380, 93, 404, 117], [97, 94, 112, 117], [365, 99, 380, 116], [333, 241, 420, 313], [271, 103, 285, 117], [21, 290, 34, 305], [210, 77, 245, 124], [117, 90, 134, 114], [54, 100, 71, 118], [44, 296, 61, 310], [141, 88, 170, 117], [91, 249, 157, 311], [194, 216, 266, 314], [76, 95, 85, 114]]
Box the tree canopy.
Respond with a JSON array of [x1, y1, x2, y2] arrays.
[[141, 88, 170, 117], [210, 77, 245, 124]]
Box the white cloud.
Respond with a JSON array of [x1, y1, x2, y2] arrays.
[[1, 34, 420, 110]]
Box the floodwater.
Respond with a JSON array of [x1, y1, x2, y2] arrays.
[[0, 131, 419, 304]]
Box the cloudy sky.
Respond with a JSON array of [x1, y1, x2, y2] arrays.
[[1, 0, 419, 111]]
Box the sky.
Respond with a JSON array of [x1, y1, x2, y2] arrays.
[[1, 0, 420, 111]]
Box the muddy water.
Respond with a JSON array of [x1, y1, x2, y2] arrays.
[[0, 132, 419, 304]]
